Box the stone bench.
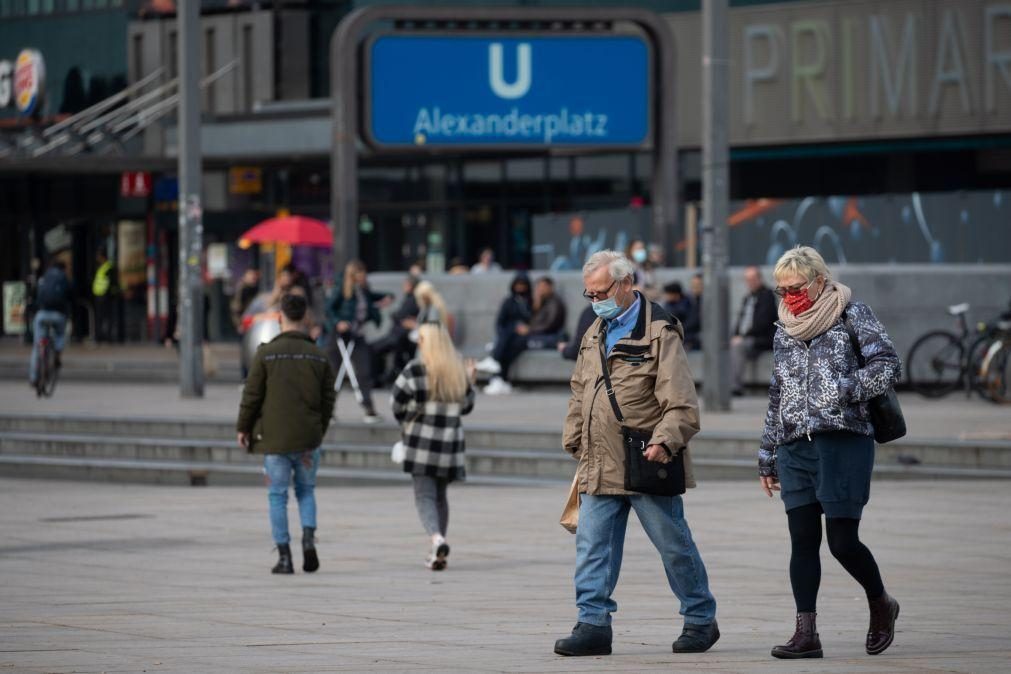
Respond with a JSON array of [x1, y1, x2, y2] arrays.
[[476, 347, 774, 388]]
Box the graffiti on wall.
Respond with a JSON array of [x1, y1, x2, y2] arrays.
[[532, 190, 1009, 270], [531, 208, 651, 271], [726, 190, 1011, 266]]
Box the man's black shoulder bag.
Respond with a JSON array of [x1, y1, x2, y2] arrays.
[[597, 335, 686, 496], [841, 309, 907, 444]]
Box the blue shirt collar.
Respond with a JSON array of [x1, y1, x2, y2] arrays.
[[606, 294, 641, 331]]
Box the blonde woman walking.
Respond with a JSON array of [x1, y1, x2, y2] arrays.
[[392, 321, 476, 570], [759, 246, 901, 659]]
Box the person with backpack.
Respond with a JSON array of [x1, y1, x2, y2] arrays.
[[759, 246, 902, 659], [29, 260, 74, 387], [391, 321, 477, 571]]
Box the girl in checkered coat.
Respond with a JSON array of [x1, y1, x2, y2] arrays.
[[392, 322, 477, 570]]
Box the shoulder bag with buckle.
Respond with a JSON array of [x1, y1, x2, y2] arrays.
[[597, 332, 686, 496]]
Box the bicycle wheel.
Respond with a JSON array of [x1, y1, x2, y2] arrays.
[[41, 339, 59, 397], [906, 330, 963, 398], [966, 333, 995, 399], [981, 339, 1011, 404]]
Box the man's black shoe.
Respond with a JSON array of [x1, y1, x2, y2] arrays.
[[554, 622, 612, 656], [302, 527, 319, 573], [272, 544, 294, 574], [673, 621, 720, 653]]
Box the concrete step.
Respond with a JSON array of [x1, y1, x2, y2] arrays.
[[0, 359, 243, 384], [2, 413, 1010, 471], [1, 423, 1010, 486]]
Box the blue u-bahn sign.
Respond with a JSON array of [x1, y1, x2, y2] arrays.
[[366, 35, 651, 148]]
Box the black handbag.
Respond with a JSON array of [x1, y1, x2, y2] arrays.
[[841, 310, 907, 444], [597, 336, 686, 496]]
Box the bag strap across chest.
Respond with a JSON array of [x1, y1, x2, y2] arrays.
[[839, 307, 866, 368], [597, 327, 626, 424]]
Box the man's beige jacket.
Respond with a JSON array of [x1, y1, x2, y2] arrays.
[[563, 295, 701, 495]]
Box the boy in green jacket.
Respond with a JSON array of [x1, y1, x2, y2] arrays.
[[237, 293, 337, 574]]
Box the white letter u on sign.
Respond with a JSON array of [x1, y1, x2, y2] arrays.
[[489, 43, 531, 99]]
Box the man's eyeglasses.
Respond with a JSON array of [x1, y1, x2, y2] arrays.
[[582, 280, 617, 301], [774, 278, 816, 297]]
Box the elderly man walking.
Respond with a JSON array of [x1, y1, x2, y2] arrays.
[[554, 250, 719, 657]]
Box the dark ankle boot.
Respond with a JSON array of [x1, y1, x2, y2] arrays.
[[302, 527, 319, 573], [771, 612, 823, 659], [553, 623, 612, 656], [866, 592, 899, 655], [272, 544, 294, 574], [673, 620, 720, 653]]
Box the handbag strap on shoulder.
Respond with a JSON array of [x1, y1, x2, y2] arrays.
[[840, 307, 866, 368], [597, 327, 625, 424]]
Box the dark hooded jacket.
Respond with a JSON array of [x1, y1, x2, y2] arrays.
[[495, 272, 533, 333]]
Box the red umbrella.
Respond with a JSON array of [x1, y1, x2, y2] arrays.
[[239, 215, 332, 249]]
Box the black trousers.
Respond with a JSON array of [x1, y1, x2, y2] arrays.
[[94, 296, 117, 342], [326, 332, 375, 410], [371, 327, 415, 384], [493, 330, 528, 382]]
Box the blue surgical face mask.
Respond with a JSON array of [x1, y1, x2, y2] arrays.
[[632, 248, 648, 264], [592, 296, 623, 320], [590, 299, 618, 321]]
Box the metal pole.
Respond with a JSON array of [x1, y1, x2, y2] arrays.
[[178, 0, 204, 397], [702, 0, 730, 411]]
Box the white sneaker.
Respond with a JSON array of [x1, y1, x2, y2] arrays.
[[483, 376, 512, 396], [362, 412, 382, 424], [426, 536, 449, 571], [475, 356, 502, 375]]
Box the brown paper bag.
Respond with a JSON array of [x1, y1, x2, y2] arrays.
[[559, 473, 580, 534]]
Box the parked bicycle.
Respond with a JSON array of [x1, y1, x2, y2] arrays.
[[906, 302, 1011, 403], [34, 317, 61, 398]]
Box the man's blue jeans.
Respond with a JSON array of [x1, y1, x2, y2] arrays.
[[574, 493, 717, 627], [264, 448, 321, 545], [29, 310, 66, 384]]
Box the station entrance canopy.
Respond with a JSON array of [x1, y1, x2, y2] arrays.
[[330, 6, 679, 268]]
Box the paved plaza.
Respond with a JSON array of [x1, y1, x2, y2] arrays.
[[1, 477, 1009, 673]]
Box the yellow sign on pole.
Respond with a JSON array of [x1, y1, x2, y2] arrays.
[[229, 167, 263, 195]]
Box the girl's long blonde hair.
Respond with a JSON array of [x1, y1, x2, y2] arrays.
[[342, 259, 366, 299], [417, 323, 468, 403], [413, 280, 449, 324]]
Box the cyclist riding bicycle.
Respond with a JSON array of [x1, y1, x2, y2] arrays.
[[29, 260, 73, 388]]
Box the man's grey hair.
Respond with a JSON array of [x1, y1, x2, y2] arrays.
[[582, 250, 635, 281]]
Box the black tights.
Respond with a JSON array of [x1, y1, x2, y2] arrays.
[[787, 503, 885, 613]]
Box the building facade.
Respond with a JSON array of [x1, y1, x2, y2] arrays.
[[2, 0, 1010, 339]]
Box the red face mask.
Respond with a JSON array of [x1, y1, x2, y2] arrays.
[[783, 290, 814, 316]]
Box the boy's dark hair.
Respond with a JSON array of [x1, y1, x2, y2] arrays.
[[280, 293, 308, 323], [663, 281, 683, 295], [538, 276, 554, 287]]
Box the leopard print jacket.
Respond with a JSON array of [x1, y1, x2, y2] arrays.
[[758, 302, 901, 477]]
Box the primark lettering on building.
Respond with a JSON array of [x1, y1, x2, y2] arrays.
[[367, 35, 650, 148], [706, 0, 1011, 145]]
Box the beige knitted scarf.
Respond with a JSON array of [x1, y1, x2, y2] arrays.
[[778, 281, 853, 341]]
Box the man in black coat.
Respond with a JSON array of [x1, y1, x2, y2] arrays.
[[731, 266, 777, 394]]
